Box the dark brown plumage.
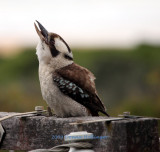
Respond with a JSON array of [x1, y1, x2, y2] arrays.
[[55, 63, 109, 116]]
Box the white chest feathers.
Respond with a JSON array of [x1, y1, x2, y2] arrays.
[[36, 40, 52, 64]]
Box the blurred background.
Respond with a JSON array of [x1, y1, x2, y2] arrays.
[[0, 0, 160, 119]]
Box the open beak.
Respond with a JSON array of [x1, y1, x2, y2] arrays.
[[34, 20, 48, 43]]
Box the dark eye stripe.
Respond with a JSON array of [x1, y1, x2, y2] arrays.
[[49, 38, 60, 57], [50, 46, 60, 57], [64, 54, 73, 60], [49, 34, 71, 57]]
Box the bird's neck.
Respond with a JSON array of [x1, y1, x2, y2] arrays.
[[39, 58, 73, 73]]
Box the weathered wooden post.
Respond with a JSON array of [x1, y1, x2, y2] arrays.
[[0, 112, 159, 152]]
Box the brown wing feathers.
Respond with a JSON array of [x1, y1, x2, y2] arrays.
[[55, 63, 109, 116]]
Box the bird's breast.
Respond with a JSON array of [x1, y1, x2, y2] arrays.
[[39, 64, 55, 102], [38, 64, 89, 117]]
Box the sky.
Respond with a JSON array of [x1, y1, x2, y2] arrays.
[[0, 0, 160, 52]]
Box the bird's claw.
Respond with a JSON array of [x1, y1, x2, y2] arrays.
[[45, 106, 57, 117]]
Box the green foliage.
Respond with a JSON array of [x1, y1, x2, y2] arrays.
[[0, 49, 38, 83], [0, 45, 160, 119]]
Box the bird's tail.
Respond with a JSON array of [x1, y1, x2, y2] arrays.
[[90, 109, 110, 117], [95, 95, 110, 117], [100, 110, 110, 117]]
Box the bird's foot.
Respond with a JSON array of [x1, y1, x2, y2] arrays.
[[47, 106, 53, 116], [45, 106, 57, 117]]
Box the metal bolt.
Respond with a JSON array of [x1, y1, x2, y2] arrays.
[[35, 106, 44, 111], [123, 111, 130, 115]]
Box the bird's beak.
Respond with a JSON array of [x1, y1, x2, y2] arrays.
[[34, 20, 48, 43]]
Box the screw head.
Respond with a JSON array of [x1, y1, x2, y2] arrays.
[[35, 106, 44, 111], [123, 111, 130, 115]]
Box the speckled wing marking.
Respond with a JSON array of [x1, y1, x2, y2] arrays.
[[53, 76, 90, 107]]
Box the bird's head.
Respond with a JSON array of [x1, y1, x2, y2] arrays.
[[34, 21, 73, 68]]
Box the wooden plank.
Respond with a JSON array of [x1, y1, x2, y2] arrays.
[[0, 112, 159, 152]]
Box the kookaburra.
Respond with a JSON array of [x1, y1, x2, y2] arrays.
[[34, 21, 109, 117]]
